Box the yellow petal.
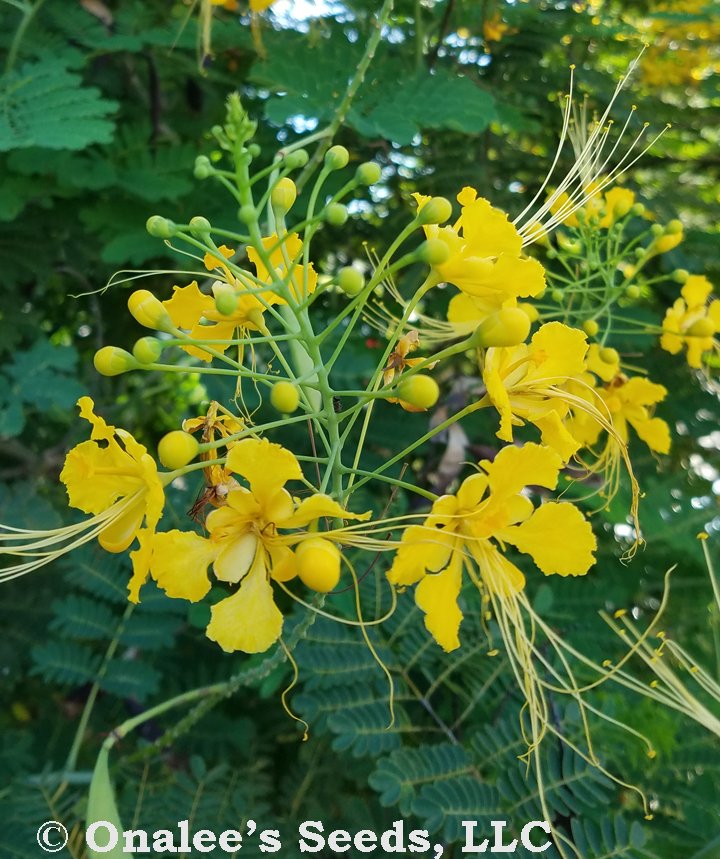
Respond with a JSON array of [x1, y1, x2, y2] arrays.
[[206, 556, 283, 653], [128, 528, 155, 603], [226, 438, 302, 503], [60, 440, 140, 514], [681, 275, 713, 308], [268, 543, 297, 582], [387, 525, 457, 586], [501, 502, 596, 576], [214, 532, 258, 583], [481, 442, 562, 499], [78, 396, 115, 441], [630, 416, 671, 454], [534, 411, 581, 463], [162, 282, 213, 330], [456, 189, 523, 257], [150, 530, 216, 602], [414, 553, 464, 652], [98, 501, 145, 554], [527, 322, 587, 380], [281, 493, 371, 528]]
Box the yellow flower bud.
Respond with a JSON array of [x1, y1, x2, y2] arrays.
[[128, 290, 174, 332], [93, 346, 137, 377], [599, 347, 620, 365], [270, 380, 300, 414], [612, 196, 634, 218], [417, 196, 453, 226], [518, 302, 539, 324], [158, 431, 200, 470], [471, 308, 531, 348], [271, 177, 297, 213], [297, 538, 341, 592], [673, 269, 689, 284], [653, 233, 683, 254], [132, 337, 163, 364], [582, 320, 600, 337], [325, 145, 349, 170], [666, 219, 683, 234], [396, 374, 439, 410]]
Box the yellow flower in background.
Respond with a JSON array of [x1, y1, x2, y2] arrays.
[[387, 443, 596, 652], [567, 374, 671, 456], [586, 344, 621, 382], [146, 439, 369, 654], [247, 233, 318, 302], [549, 183, 634, 230], [482, 322, 590, 461], [415, 188, 546, 311], [59, 397, 165, 600], [661, 275, 720, 368], [483, 13, 509, 43], [250, 0, 276, 10]]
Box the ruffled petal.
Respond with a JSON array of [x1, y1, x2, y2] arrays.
[[60, 440, 139, 514], [225, 438, 302, 504], [630, 416, 671, 454], [481, 442, 562, 499], [150, 530, 216, 602], [500, 502, 596, 576], [280, 493, 371, 528], [162, 282, 213, 330]]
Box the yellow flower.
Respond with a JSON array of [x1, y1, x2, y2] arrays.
[[549, 183, 634, 230], [586, 344, 620, 382], [483, 13, 509, 43], [146, 438, 368, 654], [482, 322, 590, 462], [660, 275, 720, 368], [247, 233, 318, 303], [250, 0, 276, 10], [59, 397, 165, 600], [387, 443, 596, 652], [415, 188, 546, 310]]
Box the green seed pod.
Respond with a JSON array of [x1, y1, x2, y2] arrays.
[[338, 266, 365, 296], [355, 162, 382, 186], [132, 337, 163, 365], [325, 203, 348, 226], [325, 145, 349, 170]]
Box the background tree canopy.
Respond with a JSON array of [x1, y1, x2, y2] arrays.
[[1, 1, 719, 857]]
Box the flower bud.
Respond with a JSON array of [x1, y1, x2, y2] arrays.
[[599, 347, 619, 366], [653, 233, 683, 254], [666, 219, 683, 234], [128, 289, 174, 332], [132, 337, 163, 365], [158, 431, 200, 470], [297, 538, 341, 592], [396, 374, 439, 410], [238, 205, 256, 224], [213, 283, 238, 316], [625, 284, 641, 299], [325, 202, 348, 226], [194, 156, 212, 180], [688, 318, 715, 337], [673, 269, 689, 284], [285, 149, 309, 169], [518, 302, 539, 323], [417, 196, 453, 226], [247, 143, 261, 159], [189, 216, 212, 237], [631, 202, 645, 217], [613, 196, 634, 218], [650, 224, 664, 237], [146, 216, 177, 239], [551, 288, 564, 303], [355, 161, 382, 185], [338, 266, 365, 297], [470, 308, 531, 348], [325, 145, 349, 170], [94, 346, 137, 377], [417, 238, 450, 266], [582, 319, 600, 337], [270, 380, 300, 414], [271, 177, 297, 213]]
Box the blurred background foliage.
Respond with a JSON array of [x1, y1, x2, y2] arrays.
[[1, 1, 719, 857]]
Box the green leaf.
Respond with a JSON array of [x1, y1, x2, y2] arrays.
[[0, 59, 117, 152]]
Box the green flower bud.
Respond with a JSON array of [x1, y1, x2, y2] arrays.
[[650, 224, 664, 237], [194, 156, 212, 180], [238, 205, 257, 224], [338, 266, 365, 296], [189, 216, 212, 237], [673, 269, 689, 284], [631, 202, 645, 217], [158, 431, 200, 470], [132, 337, 163, 365], [551, 288, 564, 303], [146, 216, 177, 239], [355, 162, 382, 186], [325, 145, 349, 170], [285, 149, 309, 169], [417, 196, 453, 226], [417, 238, 450, 266], [625, 284, 641, 300], [94, 346, 137, 377], [666, 219, 683, 234], [582, 319, 600, 337], [213, 283, 238, 316], [325, 202, 348, 226], [271, 177, 297, 213], [396, 375, 439, 410], [247, 143, 261, 158]]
